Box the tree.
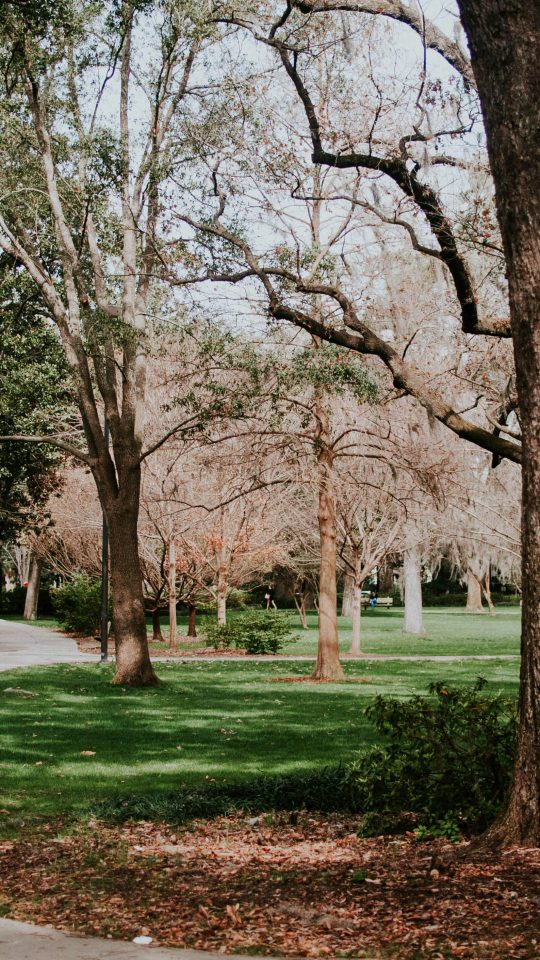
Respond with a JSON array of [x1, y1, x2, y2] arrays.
[[450, 0, 540, 846], [0, 1, 214, 684]]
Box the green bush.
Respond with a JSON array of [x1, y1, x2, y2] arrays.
[[201, 610, 297, 654], [352, 678, 516, 832], [51, 574, 103, 635]]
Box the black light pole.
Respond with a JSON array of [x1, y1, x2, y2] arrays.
[[100, 417, 109, 662]]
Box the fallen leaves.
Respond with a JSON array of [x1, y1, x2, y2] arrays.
[[0, 815, 538, 959]]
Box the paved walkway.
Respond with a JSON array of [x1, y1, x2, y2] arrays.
[[0, 618, 95, 672], [0, 919, 283, 960], [0, 618, 519, 673]]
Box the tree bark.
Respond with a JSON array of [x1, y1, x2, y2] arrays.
[[349, 581, 362, 655], [106, 479, 158, 687], [377, 558, 394, 597], [187, 603, 197, 637], [168, 539, 177, 647], [481, 571, 495, 616], [23, 554, 42, 621], [312, 444, 344, 681], [342, 574, 355, 617], [152, 608, 164, 643], [456, 0, 540, 845], [466, 571, 484, 613], [403, 546, 425, 635], [217, 584, 227, 626]]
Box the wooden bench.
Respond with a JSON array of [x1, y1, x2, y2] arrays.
[[360, 595, 393, 607]]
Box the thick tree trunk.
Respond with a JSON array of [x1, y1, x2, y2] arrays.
[[403, 546, 425, 635], [349, 582, 362, 655], [168, 539, 177, 647], [188, 603, 197, 637], [23, 555, 42, 621], [342, 574, 355, 617], [457, 0, 540, 845], [466, 571, 484, 613], [152, 608, 164, 643], [107, 485, 158, 687], [313, 446, 344, 681]]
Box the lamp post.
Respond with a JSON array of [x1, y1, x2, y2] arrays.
[[100, 417, 109, 662]]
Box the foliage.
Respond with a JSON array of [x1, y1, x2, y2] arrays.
[[95, 764, 360, 823], [202, 610, 297, 654], [51, 574, 102, 635], [354, 678, 516, 832], [0, 262, 70, 541]]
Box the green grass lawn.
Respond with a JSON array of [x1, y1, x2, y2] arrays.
[[2, 605, 522, 657], [0, 655, 519, 828]]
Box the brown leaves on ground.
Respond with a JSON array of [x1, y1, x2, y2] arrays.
[[0, 814, 538, 959]]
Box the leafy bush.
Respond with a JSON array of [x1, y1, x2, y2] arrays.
[[51, 574, 103, 635], [353, 678, 516, 832], [202, 610, 297, 654]]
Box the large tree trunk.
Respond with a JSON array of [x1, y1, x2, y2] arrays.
[[342, 574, 355, 617], [188, 603, 197, 638], [466, 571, 484, 613], [23, 554, 42, 621], [403, 546, 425, 635], [457, 0, 540, 845], [107, 482, 158, 687], [313, 445, 344, 681], [349, 582, 362, 655], [168, 539, 177, 647]]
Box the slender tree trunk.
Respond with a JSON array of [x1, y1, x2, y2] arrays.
[[403, 546, 425, 635], [152, 608, 164, 643], [342, 574, 355, 617], [377, 559, 394, 597], [168, 539, 177, 647], [217, 580, 227, 626], [466, 571, 484, 613], [349, 582, 362, 655], [187, 603, 197, 638], [481, 571, 495, 616], [294, 590, 308, 628], [313, 445, 344, 681], [457, 0, 540, 845], [106, 479, 158, 687], [23, 555, 42, 621]]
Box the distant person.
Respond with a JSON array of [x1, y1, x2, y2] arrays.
[[369, 589, 378, 609], [265, 585, 277, 610]]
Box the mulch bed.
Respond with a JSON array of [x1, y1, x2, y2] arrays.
[[0, 815, 538, 958]]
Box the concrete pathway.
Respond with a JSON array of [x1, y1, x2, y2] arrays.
[[0, 919, 284, 960], [0, 619, 519, 673], [0, 618, 95, 672]]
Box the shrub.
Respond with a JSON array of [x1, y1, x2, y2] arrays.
[[51, 574, 103, 635], [352, 678, 516, 832], [202, 610, 297, 654]]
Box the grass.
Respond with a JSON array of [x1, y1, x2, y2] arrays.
[[1, 605, 522, 657], [0, 654, 519, 829]]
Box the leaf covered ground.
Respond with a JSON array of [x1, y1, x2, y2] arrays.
[[0, 814, 538, 959]]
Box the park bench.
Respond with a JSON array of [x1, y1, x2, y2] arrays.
[[360, 595, 393, 607]]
